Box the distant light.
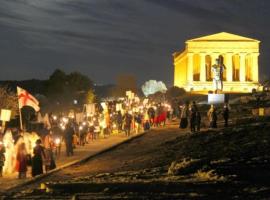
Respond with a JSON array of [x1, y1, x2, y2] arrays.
[[73, 100, 78, 105], [62, 117, 68, 123], [61, 125, 66, 130], [55, 138, 61, 145]]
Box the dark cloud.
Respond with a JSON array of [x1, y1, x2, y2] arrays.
[[0, 0, 270, 85], [145, 0, 231, 20]]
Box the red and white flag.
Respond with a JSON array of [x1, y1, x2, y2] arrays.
[[17, 86, 40, 112]]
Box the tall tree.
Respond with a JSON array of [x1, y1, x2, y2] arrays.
[[47, 69, 67, 96], [85, 89, 96, 104], [46, 69, 94, 111], [0, 86, 18, 117], [165, 86, 186, 101], [67, 72, 93, 92]]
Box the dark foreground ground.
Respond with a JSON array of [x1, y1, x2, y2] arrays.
[[2, 118, 270, 200]]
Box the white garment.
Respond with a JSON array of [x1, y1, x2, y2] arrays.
[[3, 130, 15, 174], [180, 106, 188, 118]]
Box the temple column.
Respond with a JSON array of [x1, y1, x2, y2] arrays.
[[240, 53, 246, 82], [225, 53, 233, 82], [252, 53, 259, 82], [187, 53, 193, 82], [200, 53, 206, 82]]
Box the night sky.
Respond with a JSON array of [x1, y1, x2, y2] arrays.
[[0, 0, 270, 86]]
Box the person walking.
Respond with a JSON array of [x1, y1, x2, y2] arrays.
[[207, 105, 217, 128], [16, 143, 28, 179], [179, 102, 189, 129], [190, 101, 197, 133], [134, 112, 142, 134], [32, 139, 45, 177], [123, 112, 132, 137], [116, 111, 123, 133], [2, 129, 15, 175], [159, 106, 167, 127], [94, 120, 100, 140], [143, 111, 151, 131], [147, 107, 155, 127], [44, 131, 56, 172], [222, 103, 229, 127], [64, 123, 75, 157]]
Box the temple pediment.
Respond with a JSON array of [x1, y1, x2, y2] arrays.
[[187, 32, 260, 43]]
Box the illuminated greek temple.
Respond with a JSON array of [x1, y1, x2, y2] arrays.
[[173, 32, 262, 93]]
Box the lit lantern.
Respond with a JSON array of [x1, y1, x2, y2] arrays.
[[62, 117, 68, 123], [55, 138, 61, 146]]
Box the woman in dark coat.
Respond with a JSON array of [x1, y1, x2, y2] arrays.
[[190, 102, 197, 133], [123, 112, 132, 137], [117, 111, 123, 132], [32, 139, 45, 177], [64, 123, 74, 156]]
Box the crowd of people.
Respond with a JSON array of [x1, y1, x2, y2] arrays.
[[0, 129, 55, 179], [52, 102, 172, 156], [0, 101, 172, 179], [0, 97, 231, 180], [179, 101, 230, 133]]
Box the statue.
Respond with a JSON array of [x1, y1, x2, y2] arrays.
[[211, 56, 226, 93]]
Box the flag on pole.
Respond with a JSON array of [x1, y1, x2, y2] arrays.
[[17, 86, 40, 112]]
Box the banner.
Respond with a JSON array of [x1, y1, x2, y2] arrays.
[[75, 113, 84, 124], [85, 104, 95, 115], [17, 86, 40, 112], [116, 103, 122, 111], [0, 109, 11, 122]]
